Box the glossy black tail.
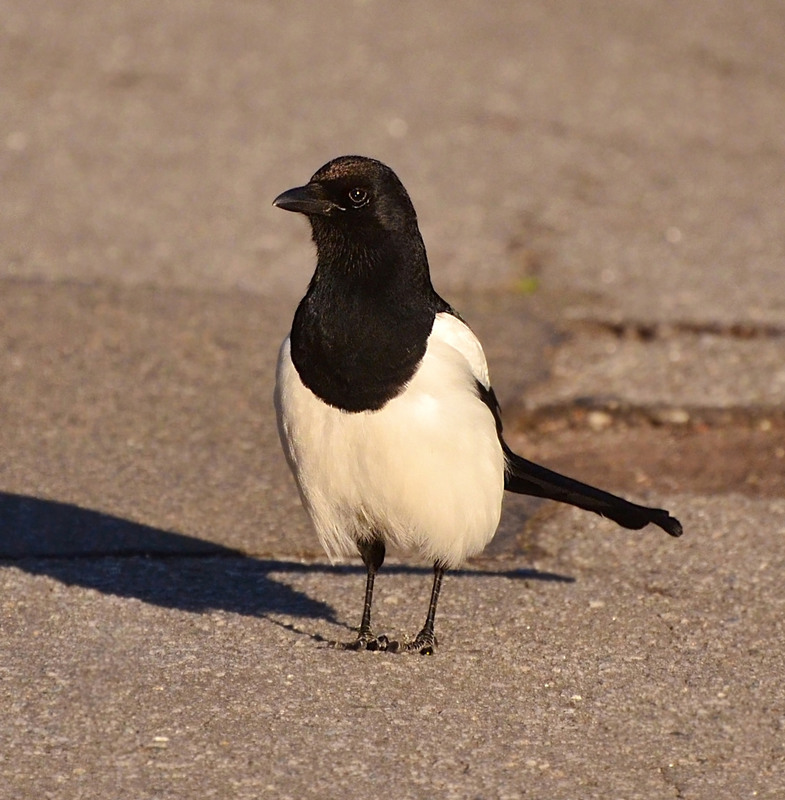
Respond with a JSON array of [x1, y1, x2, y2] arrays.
[[503, 446, 682, 537]]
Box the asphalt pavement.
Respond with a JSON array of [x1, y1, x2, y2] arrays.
[[1, 2, 784, 798]]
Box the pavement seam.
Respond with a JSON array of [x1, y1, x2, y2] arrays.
[[515, 401, 785, 433], [571, 318, 785, 341]]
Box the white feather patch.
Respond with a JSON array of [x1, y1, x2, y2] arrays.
[[431, 312, 491, 389]]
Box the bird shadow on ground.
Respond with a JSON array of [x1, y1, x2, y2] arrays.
[[0, 493, 572, 633]]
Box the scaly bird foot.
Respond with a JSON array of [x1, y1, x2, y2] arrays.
[[329, 632, 393, 652], [402, 630, 437, 656]]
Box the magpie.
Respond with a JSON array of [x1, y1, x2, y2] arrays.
[[273, 155, 682, 655]]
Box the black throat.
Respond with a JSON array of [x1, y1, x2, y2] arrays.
[[290, 222, 448, 412]]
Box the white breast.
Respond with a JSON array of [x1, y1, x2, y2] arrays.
[[274, 312, 505, 568]]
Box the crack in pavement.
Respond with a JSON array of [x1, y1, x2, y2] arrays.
[[576, 318, 785, 342]]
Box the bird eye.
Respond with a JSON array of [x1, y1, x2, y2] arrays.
[[347, 187, 369, 207]]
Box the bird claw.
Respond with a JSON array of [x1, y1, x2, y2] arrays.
[[402, 631, 437, 655], [328, 631, 437, 654], [366, 634, 391, 652], [329, 632, 395, 652]]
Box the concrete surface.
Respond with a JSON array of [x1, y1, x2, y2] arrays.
[[523, 327, 785, 422], [1, 1, 784, 798]]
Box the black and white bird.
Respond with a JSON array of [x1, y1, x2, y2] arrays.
[[273, 155, 682, 654]]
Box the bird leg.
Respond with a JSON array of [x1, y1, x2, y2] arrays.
[[332, 537, 391, 651], [403, 564, 445, 655]]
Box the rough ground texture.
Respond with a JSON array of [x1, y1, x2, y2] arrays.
[[1, 1, 784, 798]]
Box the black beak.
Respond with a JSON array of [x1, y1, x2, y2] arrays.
[[272, 184, 343, 216]]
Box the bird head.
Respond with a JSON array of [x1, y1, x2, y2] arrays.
[[273, 155, 419, 237]]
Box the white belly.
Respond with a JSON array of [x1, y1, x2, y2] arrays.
[[274, 314, 506, 568]]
